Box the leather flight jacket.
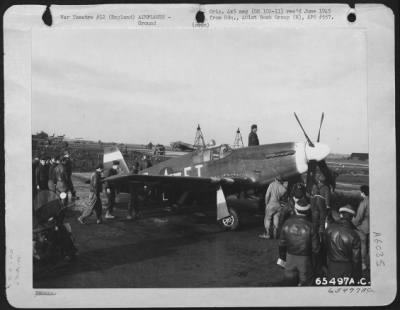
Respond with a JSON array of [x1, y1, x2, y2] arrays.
[[325, 219, 361, 264], [279, 215, 320, 258]]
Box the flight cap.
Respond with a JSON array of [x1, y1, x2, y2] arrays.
[[339, 204, 356, 215]]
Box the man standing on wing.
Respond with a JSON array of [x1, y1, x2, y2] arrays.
[[278, 197, 320, 286], [325, 205, 362, 280], [259, 175, 287, 239], [104, 160, 120, 219], [352, 185, 369, 271], [248, 124, 259, 146]]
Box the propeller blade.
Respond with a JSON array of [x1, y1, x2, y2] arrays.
[[294, 113, 314, 147], [317, 112, 325, 142]]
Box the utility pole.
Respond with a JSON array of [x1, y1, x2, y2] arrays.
[[193, 124, 206, 149], [233, 128, 244, 148]]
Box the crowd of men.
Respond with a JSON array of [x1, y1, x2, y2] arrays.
[[32, 151, 77, 203], [260, 175, 369, 286]]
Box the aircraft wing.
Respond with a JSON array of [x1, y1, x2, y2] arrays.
[[103, 173, 221, 191], [103, 173, 232, 220], [104, 173, 257, 189]]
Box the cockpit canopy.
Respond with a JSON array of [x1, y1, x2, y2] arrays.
[[193, 144, 233, 163]]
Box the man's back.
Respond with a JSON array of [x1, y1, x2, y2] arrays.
[[280, 215, 319, 256], [353, 197, 369, 234], [325, 219, 361, 263], [266, 180, 287, 207], [54, 164, 67, 181], [248, 132, 259, 146]]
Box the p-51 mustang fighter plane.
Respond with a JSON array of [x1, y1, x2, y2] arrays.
[[103, 114, 332, 230]]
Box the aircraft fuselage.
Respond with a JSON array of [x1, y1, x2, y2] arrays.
[[140, 142, 308, 187]]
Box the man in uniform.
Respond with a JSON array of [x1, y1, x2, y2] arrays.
[[315, 174, 331, 234], [259, 176, 287, 239], [104, 160, 120, 219], [140, 155, 152, 171], [32, 157, 40, 197], [64, 152, 77, 200], [278, 183, 306, 236], [352, 185, 369, 271], [248, 124, 259, 146], [78, 163, 104, 224], [310, 180, 321, 235], [325, 205, 362, 280], [126, 163, 140, 220], [35, 156, 49, 191], [54, 155, 69, 204], [278, 198, 320, 286], [47, 156, 57, 192]]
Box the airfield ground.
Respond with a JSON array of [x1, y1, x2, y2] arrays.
[[33, 158, 369, 288]]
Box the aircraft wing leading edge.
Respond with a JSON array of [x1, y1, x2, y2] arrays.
[[102, 173, 231, 220]]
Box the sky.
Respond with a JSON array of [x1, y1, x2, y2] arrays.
[[32, 27, 368, 153]]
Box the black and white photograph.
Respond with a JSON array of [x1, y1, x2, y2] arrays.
[[4, 3, 396, 307]]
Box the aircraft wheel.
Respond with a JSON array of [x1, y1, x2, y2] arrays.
[[219, 207, 239, 231]]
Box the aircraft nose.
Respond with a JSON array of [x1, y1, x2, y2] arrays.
[[305, 143, 330, 162]]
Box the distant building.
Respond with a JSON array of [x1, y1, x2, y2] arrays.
[[349, 153, 369, 160]]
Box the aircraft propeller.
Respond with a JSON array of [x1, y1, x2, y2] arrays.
[[293, 112, 334, 194], [317, 112, 324, 143]]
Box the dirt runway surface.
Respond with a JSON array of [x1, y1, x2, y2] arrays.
[[34, 197, 286, 288], [34, 170, 370, 289]]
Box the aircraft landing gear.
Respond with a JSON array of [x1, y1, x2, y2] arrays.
[[218, 207, 239, 231]]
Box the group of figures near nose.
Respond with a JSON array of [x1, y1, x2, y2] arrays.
[[259, 175, 369, 287]]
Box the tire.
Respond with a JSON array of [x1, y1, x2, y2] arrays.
[[218, 207, 239, 231]]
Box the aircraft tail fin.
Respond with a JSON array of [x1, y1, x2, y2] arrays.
[[103, 146, 130, 174]]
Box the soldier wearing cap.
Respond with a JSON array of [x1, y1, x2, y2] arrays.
[[248, 124, 259, 146], [35, 156, 49, 191], [278, 197, 320, 286], [325, 204, 362, 280], [259, 175, 287, 239], [104, 160, 120, 219], [352, 185, 369, 271], [78, 163, 104, 224]]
